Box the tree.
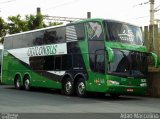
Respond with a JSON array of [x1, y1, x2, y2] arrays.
[[7, 15, 28, 34], [48, 21, 63, 26], [0, 17, 7, 43], [0, 13, 63, 43], [26, 13, 46, 30]]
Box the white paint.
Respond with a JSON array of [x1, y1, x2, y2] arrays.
[[8, 43, 67, 65], [89, 22, 102, 38], [8, 47, 30, 64], [47, 71, 66, 76]]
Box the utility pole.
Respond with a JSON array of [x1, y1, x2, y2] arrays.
[[87, 12, 91, 19], [150, 0, 155, 25], [37, 7, 41, 15]]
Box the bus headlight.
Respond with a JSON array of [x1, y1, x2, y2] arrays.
[[140, 83, 147, 87], [107, 80, 120, 85]]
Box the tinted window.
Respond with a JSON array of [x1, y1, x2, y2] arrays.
[[87, 22, 104, 41], [12, 34, 34, 48], [23, 33, 33, 47], [109, 49, 147, 78], [43, 56, 54, 70], [29, 56, 45, 70], [44, 27, 66, 44], [55, 56, 61, 70], [62, 55, 72, 70], [4, 37, 13, 49], [73, 54, 85, 70], [106, 21, 143, 45], [95, 50, 105, 73], [12, 35, 22, 49], [66, 23, 85, 42], [33, 31, 44, 46]]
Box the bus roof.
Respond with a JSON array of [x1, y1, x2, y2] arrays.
[[4, 18, 139, 38], [4, 24, 66, 38]]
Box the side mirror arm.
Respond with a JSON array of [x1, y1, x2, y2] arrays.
[[150, 52, 159, 68], [106, 47, 114, 63]]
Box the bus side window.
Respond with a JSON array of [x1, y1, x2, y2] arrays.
[[95, 50, 105, 73], [43, 56, 55, 70], [55, 56, 62, 70], [73, 54, 85, 70], [61, 55, 72, 70], [66, 23, 85, 42], [75, 24, 85, 40], [4, 37, 13, 49], [87, 21, 103, 41], [95, 54, 105, 73], [33, 31, 44, 46], [44, 27, 66, 44]]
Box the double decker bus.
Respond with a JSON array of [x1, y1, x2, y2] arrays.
[[2, 18, 158, 97]]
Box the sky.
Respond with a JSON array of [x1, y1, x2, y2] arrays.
[[0, 0, 160, 26]]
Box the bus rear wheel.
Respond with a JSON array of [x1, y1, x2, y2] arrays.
[[15, 75, 21, 90], [24, 76, 31, 91], [76, 78, 86, 97], [63, 77, 74, 96]]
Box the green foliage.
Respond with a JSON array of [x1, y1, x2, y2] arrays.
[[0, 17, 7, 43], [7, 15, 28, 34], [26, 14, 46, 30], [48, 21, 63, 26]]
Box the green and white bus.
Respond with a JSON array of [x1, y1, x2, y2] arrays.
[[2, 18, 158, 97]]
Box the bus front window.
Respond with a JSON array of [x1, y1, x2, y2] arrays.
[[105, 21, 143, 45], [108, 49, 148, 78]]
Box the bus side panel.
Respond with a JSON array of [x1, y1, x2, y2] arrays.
[[2, 51, 62, 89]]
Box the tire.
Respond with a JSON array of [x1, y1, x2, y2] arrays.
[[24, 76, 31, 91], [76, 78, 86, 97], [63, 77, 74, 96], [15, 75, 21, 90]]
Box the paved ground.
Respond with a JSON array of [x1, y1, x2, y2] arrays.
[[0, 85, 160, 118]]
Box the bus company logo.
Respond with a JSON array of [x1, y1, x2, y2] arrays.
[[27, 45, 57, 57]]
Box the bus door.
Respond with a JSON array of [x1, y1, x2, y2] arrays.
[[93, 50, 106, 91]]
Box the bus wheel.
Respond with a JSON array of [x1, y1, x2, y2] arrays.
[[15, 75, 21, 90], [63, 77, 74, 96], [24, 76, 31, 91], [76, 78, 86, 97]]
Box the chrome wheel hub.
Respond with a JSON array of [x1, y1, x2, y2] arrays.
[[65, 81, 72, 93], [78, 82, 85, 95], [25, 79, 30, 89]]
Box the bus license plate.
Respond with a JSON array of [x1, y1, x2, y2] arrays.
[[127, 89, 134, 92]]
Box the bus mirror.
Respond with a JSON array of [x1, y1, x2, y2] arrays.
[[106, 47, 114, 63], [150, 52, 159, 68]]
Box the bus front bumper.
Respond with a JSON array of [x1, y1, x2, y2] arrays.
[[106, 85, 147, 95]]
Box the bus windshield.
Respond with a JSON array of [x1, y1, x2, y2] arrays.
[[108, 49, 148, 78], [105, 21, 143, 45]]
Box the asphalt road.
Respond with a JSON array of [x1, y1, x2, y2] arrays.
[[0, 85, 160, 119]]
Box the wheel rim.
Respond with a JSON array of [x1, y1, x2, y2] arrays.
[[65, 81, 72, 93], [25, 78, 30, 90], [78, 82, 85, 95], [16, 78, 20, 88]]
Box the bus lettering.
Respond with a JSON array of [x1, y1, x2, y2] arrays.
[[27, 45, 57, 57]]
